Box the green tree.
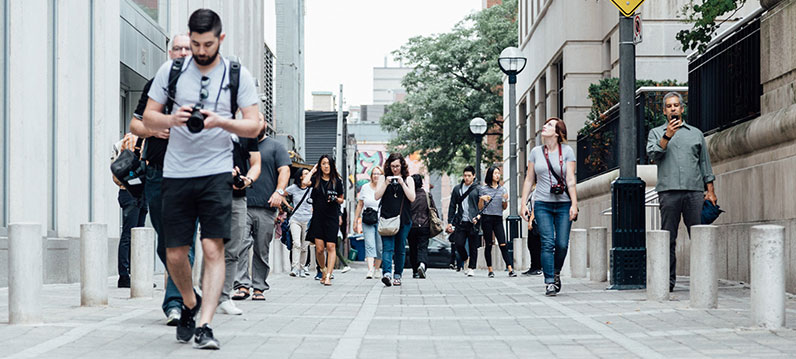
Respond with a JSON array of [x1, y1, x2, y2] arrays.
[[380, 0, 517, 174], [676, 0, 747, 53]]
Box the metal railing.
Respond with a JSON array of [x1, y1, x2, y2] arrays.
[[688, 9, 762, 135], [576, 87, 688, 183]]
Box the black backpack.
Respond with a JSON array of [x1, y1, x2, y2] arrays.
[[164, 56, 242, 115]]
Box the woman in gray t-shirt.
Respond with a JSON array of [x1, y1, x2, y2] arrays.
[[477, 166, 515, 277], [519, 118, 579, 297]]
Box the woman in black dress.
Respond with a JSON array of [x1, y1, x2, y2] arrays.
[[374, 153, 415, 287], [303, 154, 344, 286]]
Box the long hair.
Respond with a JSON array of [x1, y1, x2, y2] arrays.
[[544, 117, 568, 144], [484, 166, 501, 187], [384, 152, 409, 179], [312, 154, 340, 190]]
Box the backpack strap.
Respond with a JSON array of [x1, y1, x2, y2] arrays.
[[165, 57, 186, 114], [227, 56, 241, 116]]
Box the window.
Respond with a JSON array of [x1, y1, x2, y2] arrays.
[[556, 58, 564, 119], [131, 0, 159, 23]]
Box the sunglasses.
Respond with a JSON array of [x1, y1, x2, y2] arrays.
[[199, 76, 210, 101]]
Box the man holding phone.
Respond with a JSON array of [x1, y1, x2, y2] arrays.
[[646, 92, 717, 292]]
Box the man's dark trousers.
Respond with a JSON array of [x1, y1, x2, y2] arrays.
[[118, 189, 147, 278], [145, 166, 195, 314], [658, 190, 703, 287]]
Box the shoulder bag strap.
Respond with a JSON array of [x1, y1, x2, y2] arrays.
[[286, 187, 311, 221]]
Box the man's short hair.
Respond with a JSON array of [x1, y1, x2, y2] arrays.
[[663, 92, 685, 108], [463, 166, 476, 175], [188, 9, 222, 37]]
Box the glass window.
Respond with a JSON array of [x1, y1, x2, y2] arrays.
[[131, 0, 159, 23]]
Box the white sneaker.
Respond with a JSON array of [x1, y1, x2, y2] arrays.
[[466, 269, 475, 277], [300, 269, 308, 278], [166, 308, 181, 326], [217, 300, 243, 315], [290, 268, 299, 277], [366, 269, 374, 279], [341, 266, 351, 273]]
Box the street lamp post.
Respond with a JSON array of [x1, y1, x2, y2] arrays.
[[498, 47, 527, 244], [469, 117, 487, 181]]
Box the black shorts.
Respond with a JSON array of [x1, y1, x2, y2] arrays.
[[162, 172, 232, 248], [307, 217, 339, 244]]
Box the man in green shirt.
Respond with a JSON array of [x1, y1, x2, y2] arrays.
[[646, 92, 717, 292]]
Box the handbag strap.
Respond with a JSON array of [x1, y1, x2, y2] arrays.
[[286, 187, 310, 221]]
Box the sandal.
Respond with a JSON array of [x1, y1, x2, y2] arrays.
[[323, 273, 332, 286], [251, 290, 265, 301], [231, 287, 249, 301]]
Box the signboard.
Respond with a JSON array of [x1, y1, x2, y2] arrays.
[[633, 14, 642, 44], [610, 0, 646, 17]]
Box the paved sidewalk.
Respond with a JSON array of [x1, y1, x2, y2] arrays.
[[1, 265, 796, 358]]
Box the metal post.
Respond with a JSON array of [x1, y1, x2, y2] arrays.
[[610, 13, 646, 289], [475, 135, 482, 182], [336, 84, 344, 166], [506, 74, 521, 242]]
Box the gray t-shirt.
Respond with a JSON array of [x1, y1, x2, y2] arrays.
[[480, 185, 507, 216], [286, 184, 312, 223], [460, 183, 472, 222], [148, 56, 259, 178], [529, 144, 575, 203], [247, 137, 292, 208]]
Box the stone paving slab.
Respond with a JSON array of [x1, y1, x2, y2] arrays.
[[1, 265, 796, 358]]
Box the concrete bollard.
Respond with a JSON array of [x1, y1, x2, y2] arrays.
[[588, 227, 608, 282], [569, 229, 587, 278], [690, 225, 718, 309], [646, 230, 669, 301], [750, 225, 786, 329], [8, 223, 43, 324], [131, 227, 155, 298], [81, 223, 108, 306]]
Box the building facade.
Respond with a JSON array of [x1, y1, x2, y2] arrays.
[[0, 0, 271, 286], [275, 0, 306, 157]]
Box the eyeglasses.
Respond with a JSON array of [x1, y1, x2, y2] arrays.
[[199, 76, 210, 101], [171, 46, 191, 52]]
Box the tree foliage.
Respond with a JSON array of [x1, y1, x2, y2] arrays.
[[676, 0, 746, 53], [380, 0, 517, 174]]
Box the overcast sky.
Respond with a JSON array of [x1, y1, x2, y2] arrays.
[[304, 0, 482, 109]]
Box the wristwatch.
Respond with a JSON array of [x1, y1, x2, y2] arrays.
[[662, 133, 672, 141], [276, 188, 285, 196]]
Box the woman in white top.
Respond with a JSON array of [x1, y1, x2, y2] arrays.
[[355, 166, 384, 279], [285, 168, 313, 277], [520, 117, 578, 297]]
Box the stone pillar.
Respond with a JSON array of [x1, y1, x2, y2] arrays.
[[646, 230, 669, 301], [588, 227, 608, 282], [690, 225, 718, 309], [8, 223, 43, 324], [81, 223, 108, 306], [750, 225, 785, 329], [569, 229, 587, 278], [131, 227, 155, 298]]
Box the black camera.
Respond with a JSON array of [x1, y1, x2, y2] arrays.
[[233, 174, 245, 188], [551, 183, 566, 195], [187, 104, 206, 133], [326, 189, 338, 203]]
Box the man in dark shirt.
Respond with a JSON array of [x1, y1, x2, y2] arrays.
[[233, 131, 291, 301], [446, 166, 482, 276], [217, 133, 260, 314], [128, 33, 192, 326]]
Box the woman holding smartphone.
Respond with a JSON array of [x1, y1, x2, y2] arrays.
[[374, 153, 415, 287]]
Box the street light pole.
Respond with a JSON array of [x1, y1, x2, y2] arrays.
[[469, 117, 487, 182], [498, 47, 526, 244]]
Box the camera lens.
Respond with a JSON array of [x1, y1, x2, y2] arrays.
[[187, 106, 205, 133]]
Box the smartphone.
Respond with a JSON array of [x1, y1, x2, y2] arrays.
[[670, 115, 682, 129]]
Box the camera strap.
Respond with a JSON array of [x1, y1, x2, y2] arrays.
[[543, 145, 570, 199]]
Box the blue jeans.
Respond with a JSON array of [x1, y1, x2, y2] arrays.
[[145, 166, 195, 314], [381, 222, 411, 278], [362, 223, 382, 259], [534, 201, 572, 284]]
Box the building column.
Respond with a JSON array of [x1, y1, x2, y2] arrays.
[[7, 0, 48, 234]]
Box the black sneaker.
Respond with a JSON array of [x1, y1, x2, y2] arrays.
[[554, 274, 562, 293], [488, 271, 495, 278], [177, 291, 202, 343], [508, 271, 517, 277], [117, 275, 130, 288], [530, 269, 543, 276], [545, 283, 557, 296], [413, 273, 420, 279], [381, 273, 393, 287], [418, 263, 426, 279], [193, 324, 220, 350], [314, 271, 322, 280]]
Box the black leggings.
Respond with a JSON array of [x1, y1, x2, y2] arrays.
[[481, 215, 512, 268]]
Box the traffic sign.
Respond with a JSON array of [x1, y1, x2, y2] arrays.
[[610, 0, 646, 17], [633, 14, 642, 44]]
